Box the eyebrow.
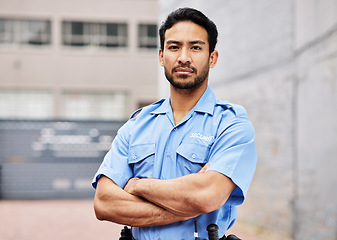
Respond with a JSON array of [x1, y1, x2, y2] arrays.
[[166, 40, 206, 45], [190, 40, 206, 45]]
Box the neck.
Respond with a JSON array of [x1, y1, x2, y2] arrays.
[[170, 83, 207, 125]]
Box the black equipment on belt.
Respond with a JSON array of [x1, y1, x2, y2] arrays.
[[206, 224, 242, 240], [119, 224, 241, 239], [119, 226, 134, 240]]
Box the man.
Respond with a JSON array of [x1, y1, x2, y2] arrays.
[[92, 7, 256, 240]]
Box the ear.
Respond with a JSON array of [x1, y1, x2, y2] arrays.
[[209, 50, 219, 69], [159, 49, 164, 67]]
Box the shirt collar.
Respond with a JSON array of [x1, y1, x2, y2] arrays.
[[151, 86, 217, 116], [193, 86, 216, 115]]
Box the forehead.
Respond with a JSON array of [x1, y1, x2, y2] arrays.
[[164, 21, 208, 45]]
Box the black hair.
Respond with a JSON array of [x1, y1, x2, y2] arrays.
[[159, 7, 218, 54]]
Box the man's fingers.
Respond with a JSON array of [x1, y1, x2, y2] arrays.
[[198, 162, 211, 173], [124, 177, 140, 194]]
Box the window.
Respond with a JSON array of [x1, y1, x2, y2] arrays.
[[138, 24, 157, 49], [0, 18, 51, 46], [62, 21, 128, 48], [0, 90, 53, 119], [61, 92, 127, 120]]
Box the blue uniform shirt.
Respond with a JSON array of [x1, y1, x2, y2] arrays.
[[92, 86, 257, 240]]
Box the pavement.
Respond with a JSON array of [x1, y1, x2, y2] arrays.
[[0, 199, 291, 240]]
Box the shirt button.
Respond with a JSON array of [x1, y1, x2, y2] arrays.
[[132, 155, 137, 159], [173, 128, 177, 131], [192, 154, 196, 159], [166, 152, 170, 157]]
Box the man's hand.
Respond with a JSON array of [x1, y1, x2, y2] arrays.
[[124, 177, 140, 195], [198, 162, 211, 173]]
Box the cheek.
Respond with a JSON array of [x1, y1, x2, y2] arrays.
[[163, 53, 178, 64], [200, 56, 211, 68], [163, 58, 174, 68]]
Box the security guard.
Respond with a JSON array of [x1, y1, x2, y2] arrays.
[[93, 7, 256, 240]]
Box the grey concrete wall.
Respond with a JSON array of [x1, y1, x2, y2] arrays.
[[160, 1, 337, 239], [294, 1, 337, 239]]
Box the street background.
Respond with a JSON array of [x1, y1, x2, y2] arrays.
[[0, 200, 290, 240]]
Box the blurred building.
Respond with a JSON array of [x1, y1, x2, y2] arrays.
[[0, 0, 159, 199], [159, 1, 337, 240], [0, 0, 159, 121]]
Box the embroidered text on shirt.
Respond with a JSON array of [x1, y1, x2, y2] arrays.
[[190, 133, 214, 142]]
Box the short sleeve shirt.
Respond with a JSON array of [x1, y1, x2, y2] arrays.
[[92, 86, 257, 240]]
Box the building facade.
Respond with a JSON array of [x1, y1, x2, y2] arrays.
[[0, 0, 159, 120]]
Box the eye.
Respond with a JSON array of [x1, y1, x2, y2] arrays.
[[192, 45, 202, 50], [168, 45, 179, 50]]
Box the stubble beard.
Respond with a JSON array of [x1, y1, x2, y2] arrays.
[[164, 64, 210, 90]]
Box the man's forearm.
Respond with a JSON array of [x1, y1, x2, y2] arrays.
[[125, 170, 236, 217], [94, 176, 190, 227]]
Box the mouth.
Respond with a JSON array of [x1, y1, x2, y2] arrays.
[[173, 66, 195, 75]]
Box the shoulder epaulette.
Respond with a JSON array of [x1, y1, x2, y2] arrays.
[[129, 99, 165, 119], [129, 108, 142, 119], [216, 100, 234, 111], [152, 99, 165, 105]]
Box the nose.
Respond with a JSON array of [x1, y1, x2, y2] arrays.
[[177, 48, 191, 65]]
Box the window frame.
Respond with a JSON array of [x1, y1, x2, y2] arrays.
[[138, 23, 158, 49], [62, 20, 128, 48], [0, 17, 51, 46]]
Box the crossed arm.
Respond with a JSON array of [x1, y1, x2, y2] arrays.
[[94, 163, 236, 227]]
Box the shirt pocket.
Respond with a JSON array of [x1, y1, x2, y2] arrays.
[[176, 142, 210, 174], [128, 143, 155, 178]]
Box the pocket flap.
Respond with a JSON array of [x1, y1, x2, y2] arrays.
[[128, 143, 155, 164], [176, 142, 210, 163]]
